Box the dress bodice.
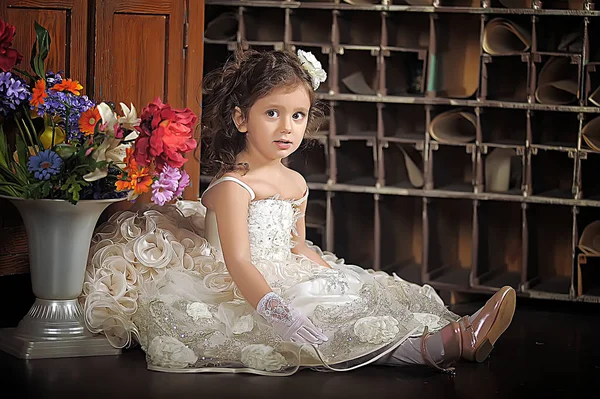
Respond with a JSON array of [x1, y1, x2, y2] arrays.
[[202, 177, 308, 263]]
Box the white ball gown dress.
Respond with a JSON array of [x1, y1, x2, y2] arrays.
[[81, 176, 462, 375]]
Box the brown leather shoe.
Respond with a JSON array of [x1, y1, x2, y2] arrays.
[[421, 321, 463, 374], [459, 285, 516, 362]]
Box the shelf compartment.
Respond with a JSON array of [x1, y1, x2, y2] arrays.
[[480, 145, 524, 195], [383, 50, 427, 96], [379, 195, 423, 283], [533, 54, 581, 105], [577, 151, 600, 201], [204, 7, 239, 42], [202, 43, 234, 76], [525, 203, 574, 295], [533, 15, 584, 54], [289, 45, 331, 94], [480, 55, 530, 102], [334, 138, 377, 186], [529, 148, 575, 198], [482, 16, 532, 56], [587, 19, 600, 63], [430, 143, 475, 192], [575, 206, 600, 298], [584, 63, 600, 107], [381, 103, 426, 142], [383, 12, 429, 50], [287, 138, 329, 184], [576, 254, 600, 298], [305, 190, 328, 250], [380, 141, 425, 189], [337, 11, 382, 47], [530, 110, 579, 149], [430, 14, 480, 99], [290, 9, 332, 45], [241, 8, 285, 42], [425, 198, 474, 289], [474, 201, 523, 290], [338, 49, 380, 95], [480, 108, 527, 146], [332, 192, 375, 269], [333, 101, 377, 137]]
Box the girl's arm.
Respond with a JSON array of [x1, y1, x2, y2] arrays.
[[209, 182, 272, 308], [291, 195, 332, 269]]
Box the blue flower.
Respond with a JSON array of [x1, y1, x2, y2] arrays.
[[27, 150, 63, 181], [0, 72, 31, 117]]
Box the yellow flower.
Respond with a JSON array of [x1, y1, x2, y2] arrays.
[[39, 125, 66, 149]]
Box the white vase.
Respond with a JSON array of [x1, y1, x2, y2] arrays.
[[0, 196, 124, 359]]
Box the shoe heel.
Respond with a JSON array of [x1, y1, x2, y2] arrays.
[[474, 339, 493, 362]]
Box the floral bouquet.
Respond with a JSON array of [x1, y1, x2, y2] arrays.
[[0, 20, 197, 205]]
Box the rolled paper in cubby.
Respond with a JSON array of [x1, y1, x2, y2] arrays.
[[582, 115, 600, 152], [485, 148, 517, 192], [428, 109, 476, 144], [535, 57, 579, 105], [578, 221, 600, 256], [204, 12, 238, 41], [498, 0, 533, 7], [483, 18, 531, 55], [588, 85, 600, 107], [342, 71, 377, 95], [395, 144, 424, 188], [557, 32, 583, 53]]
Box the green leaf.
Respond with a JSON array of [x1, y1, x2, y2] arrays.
[[30, 22, 51, 79], [0, 125, 9, 169], [15, 135, 29, 170]]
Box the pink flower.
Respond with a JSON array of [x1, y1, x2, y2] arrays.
[[150, 165, 181, 206], [174, 170, 190, 198]]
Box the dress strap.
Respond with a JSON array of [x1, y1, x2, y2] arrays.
[[202, 176, 256, 201]]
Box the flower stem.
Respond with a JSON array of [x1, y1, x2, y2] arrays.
[[22, 106, 43, 149], [14, 117, 39, 155]]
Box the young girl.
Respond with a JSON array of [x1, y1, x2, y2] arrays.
[[82, 48, 516, 375]]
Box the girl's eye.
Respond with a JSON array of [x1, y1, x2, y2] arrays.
[[292, 112, 306, 120], [266, 110, 279, 118]]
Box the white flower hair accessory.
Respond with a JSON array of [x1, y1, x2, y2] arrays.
[[297, 49, 327, 91]]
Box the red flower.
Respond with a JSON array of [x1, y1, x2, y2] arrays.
[[134, 98, 198, 171], [0, 20, 23, 72]]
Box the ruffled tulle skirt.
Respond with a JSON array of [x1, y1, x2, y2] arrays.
[[80, 201, 460, 375]]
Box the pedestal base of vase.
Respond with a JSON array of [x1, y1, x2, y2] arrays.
[[0, 298, 121, 359]]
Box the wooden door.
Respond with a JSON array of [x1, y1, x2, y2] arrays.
[[94, 0, 204, 199]]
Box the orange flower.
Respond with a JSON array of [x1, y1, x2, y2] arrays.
[[51, 78, 83, 95], [115, 176, 132, 192], [30, 79, 47, 108], [115, 165, 153, 197], [78, 107, 101, 135]]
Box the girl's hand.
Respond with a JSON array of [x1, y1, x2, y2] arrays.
[[257, 292, 328, 345]]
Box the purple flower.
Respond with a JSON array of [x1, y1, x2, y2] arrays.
[[27, 150, 62, 181], [45, 71, 63, 86], [33, 87, 95, 142], [174, 170, 190, 198], [151, 165, 181, 206], [0, 71, 31, 116]]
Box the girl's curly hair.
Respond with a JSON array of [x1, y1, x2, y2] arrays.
[[200, 47, 326, 177]]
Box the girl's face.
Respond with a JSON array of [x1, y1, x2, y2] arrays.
[[234, 84, 311, 163]]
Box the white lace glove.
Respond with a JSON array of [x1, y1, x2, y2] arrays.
[[256, 292, 328, 345]]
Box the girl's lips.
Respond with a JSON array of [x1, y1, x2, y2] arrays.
[[274, 141, 292, 150]]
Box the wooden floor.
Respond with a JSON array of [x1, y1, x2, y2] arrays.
[[0, 274, 598, 398]]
